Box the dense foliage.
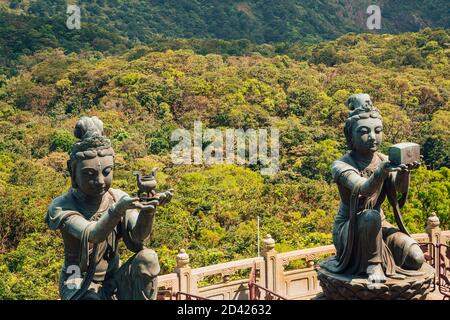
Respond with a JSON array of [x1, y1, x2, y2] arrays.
[[0, 19, 448, 299], [6, 0, 449, 42], [1, 0, 449, 75]]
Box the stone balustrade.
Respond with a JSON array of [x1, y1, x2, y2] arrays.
[[157, 213, 450, 300]]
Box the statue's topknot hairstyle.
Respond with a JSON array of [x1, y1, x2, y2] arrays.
[[74, 116, 104, 140], [69, 116, 114, 160], [68, 116, 115, 187], [344, 94, 383, 149]]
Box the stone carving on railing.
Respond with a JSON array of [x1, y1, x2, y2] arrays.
[[192, 257, 264, 283], [427, 212, 441, 245], [263, 234, 275, 252], [176, 249, 190, 268]]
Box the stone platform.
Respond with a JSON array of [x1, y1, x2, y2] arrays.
[[317, 260, 435, 300]]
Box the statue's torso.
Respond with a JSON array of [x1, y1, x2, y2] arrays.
[[333, 152, 388, 217], [48, 189, 124, 282]]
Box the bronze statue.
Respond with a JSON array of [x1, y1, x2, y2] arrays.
[[45, 116, 173, 300], [321, 93, 424, 283]]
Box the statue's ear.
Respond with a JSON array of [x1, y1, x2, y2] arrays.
[[67, 159, 77, 188], [70, 177, 77, 188], [344, 126, 353, 150]]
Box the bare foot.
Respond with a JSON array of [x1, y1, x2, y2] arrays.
[[367, 264, 386, 283]]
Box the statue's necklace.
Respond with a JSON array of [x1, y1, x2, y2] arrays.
[[356, 155, 379, 178], [87, 198, 113, 221], [72, 190, 113, 221]]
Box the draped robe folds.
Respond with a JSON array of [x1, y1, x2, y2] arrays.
[[45, 188, 159, 300], [321, 152, 419, 277]]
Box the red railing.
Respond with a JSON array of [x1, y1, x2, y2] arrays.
[[419, 242, 450, 300], [157, 288, 175, 300], [160, 243, 448, 301], [419, 242, 436, 292], [437, 244, 450, 300], [157, 289, 210, 300], [248, 263, 287, 300]]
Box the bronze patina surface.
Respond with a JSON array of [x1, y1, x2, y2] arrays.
[[46, 116, 174, 300], [318, 94, 432, 300]]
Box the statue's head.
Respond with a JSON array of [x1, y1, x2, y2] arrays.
[[68, 116, 115, 197], [344, 94, 383, 154]]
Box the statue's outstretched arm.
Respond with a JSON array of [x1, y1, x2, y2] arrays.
[[61, 195, 144, 243], [61, 208, 123, 243]]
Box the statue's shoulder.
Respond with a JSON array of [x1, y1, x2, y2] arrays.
[[47, 192, 78, 213], [331, 153, 360, 182], [45, 191, 82, 230]]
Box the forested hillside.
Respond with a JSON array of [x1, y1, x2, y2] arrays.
[[0, 28, 448, 298], [1, 0, 449, 75]]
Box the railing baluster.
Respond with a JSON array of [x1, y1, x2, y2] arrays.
[[158, 218, 450, 300]]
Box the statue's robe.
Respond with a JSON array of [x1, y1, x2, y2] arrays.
[[321, 152, 420, 276], [45, 188, 159, 300]]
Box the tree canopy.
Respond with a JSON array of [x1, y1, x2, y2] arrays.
[[0, 9, 448, 299]]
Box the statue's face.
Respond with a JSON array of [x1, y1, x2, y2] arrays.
[[351, 117, 383, 154], [74, 155, 114, 197]]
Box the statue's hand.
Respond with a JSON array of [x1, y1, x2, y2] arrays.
[[135, 199, 159, 216], [113, 195, 158, 216], [381, 161, 409, 173], [407, 160, 421, 170], [157, 189, 174, 206]]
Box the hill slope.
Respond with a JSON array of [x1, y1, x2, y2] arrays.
[[6, 0, 449, 43], [1, 0, 449, 75]]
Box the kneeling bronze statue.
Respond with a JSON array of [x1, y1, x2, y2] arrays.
[[46, 116, 173, 300], [318, 94, 433, 300]]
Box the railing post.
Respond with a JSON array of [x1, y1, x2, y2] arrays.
[[174, 249, 193, 298], [263, 234, 277, 293], [426, 212, 441, 278], [426, 212, 441, 246]]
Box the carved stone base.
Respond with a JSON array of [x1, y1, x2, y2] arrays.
[[316, 259, 435, 300]]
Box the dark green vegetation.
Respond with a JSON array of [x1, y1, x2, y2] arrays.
[[0, 28, 448, 298], [0, 0, 449, 299], [1, 0, 449, 75]]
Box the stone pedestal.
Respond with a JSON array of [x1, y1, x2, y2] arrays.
[[316, 259, 435, 300]]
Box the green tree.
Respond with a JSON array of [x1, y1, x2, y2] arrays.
[[297, 139, 342, 181], [49, 130, 76, 153]]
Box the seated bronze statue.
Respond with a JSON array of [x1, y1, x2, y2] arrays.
[[321, 94, 424, 283], [45, 116, 173, 300]]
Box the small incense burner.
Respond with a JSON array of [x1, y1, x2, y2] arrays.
[[134, 168, 158, 201]]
